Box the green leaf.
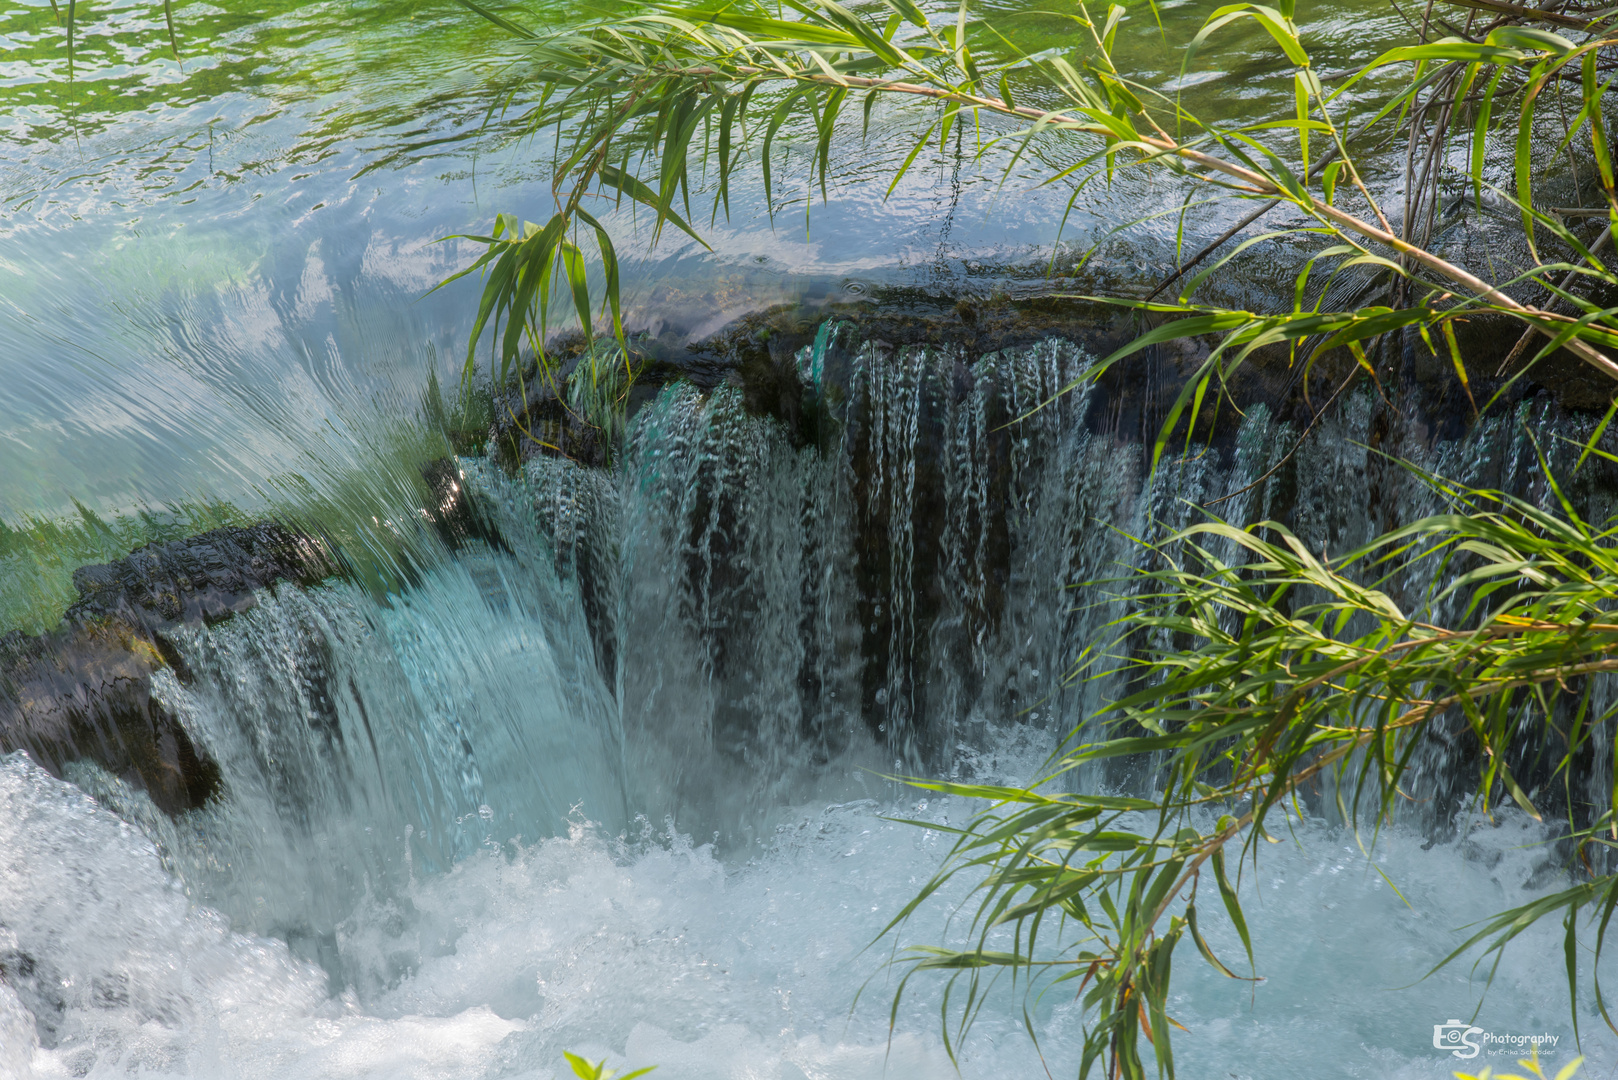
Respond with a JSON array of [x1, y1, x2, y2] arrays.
[[564, 1052, 604, 1080], [1195, 5, 1308, 67], [1332, 39, 1530, 102], [1517, 62, 1550, 263], [161, 0, 179, 61], [1586, 50, 1616, 199], [1566, 907, 1582, 1049], [576, 208, 624, 347], [1484, 25, 1575, 57], [1211, 847, 1253, 972], [560, 240, 593, 345], [1322, 160, 1342, 205], [1574, 395, 1618, 472], [1186, 903, 1240, 978], [597, 165, 711, 248], [1473, 66, 1505, 212], [450, 0, 536, 39], [886, 118, 940, 199], [1294, 70, 1310, 177], [1440, 319, 1477, 417]]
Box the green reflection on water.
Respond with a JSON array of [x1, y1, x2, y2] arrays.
[[0, 0, 1409, 171], [0, 0, 1415, 632], [0, 407, 480, 634], [0, 0, 517, 140], [0, 500, 246, 635]]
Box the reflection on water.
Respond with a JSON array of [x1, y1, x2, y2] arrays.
[[1, 0, 1417, 532], [5, 5, 1597, 1077]]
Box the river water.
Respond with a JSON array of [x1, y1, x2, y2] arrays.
[[2, 0, 1615, 1076]]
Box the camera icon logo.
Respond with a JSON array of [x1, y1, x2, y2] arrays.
[[1434, 1020, 1484, 1059]]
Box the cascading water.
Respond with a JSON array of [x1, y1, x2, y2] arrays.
[[462, 331, 1142, 828], [9, 0, 1618, 1067], [4, 327, 1618, 1078]]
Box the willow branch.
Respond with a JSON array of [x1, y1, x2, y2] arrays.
[[615, 60, 1618, 381], [1438, 0, 1618, 30]]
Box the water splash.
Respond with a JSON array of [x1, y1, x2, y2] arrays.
[[469, 332, 1296, 821], [8, 330, 1618, 1078], [55, 552, 626, 984], [5, 740, 1613, 1080]]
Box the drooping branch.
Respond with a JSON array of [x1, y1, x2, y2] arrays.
[[597, 57, 1618, 381]]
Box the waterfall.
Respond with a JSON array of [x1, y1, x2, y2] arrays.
[[447, 326, 1618, 833], [5, 322, 1618, 1078], [21, 323, 1618, 881], [460, 328, 1301, 822], [48, 551, 627, 995]]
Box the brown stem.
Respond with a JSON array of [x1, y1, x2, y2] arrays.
[[623, 52, 1618, 377], [1143, 199, 1278, 302], [1496, 224, 1614, 375], [1439, 0, 1618, 29]]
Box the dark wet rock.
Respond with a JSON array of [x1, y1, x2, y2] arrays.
[[710, 290, 1618, 443], [0, 524, 336, 816], [483, 353, 622, 470], [487, 288, 1608, 475], [483, 268, 1618, 475], [1436, 310, 1618, 412], [63, 522, 332, 633], [487, 295, 1137, 467], [0, 624, 218, 816], [422, 458, 507, 554]]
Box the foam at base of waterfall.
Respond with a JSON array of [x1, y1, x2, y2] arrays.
[[3, 744, 1613, 1080]]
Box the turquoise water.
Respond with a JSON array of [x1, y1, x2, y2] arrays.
[[6, 4, 1607, 1079], [0, 0, 1414, 531]]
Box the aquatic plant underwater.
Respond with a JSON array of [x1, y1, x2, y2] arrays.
[[10, 0, 1618, 1076]]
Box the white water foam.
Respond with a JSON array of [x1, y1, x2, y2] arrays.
[[9, 342, 1618, 1078], [3, 737, 1614, 1080]]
